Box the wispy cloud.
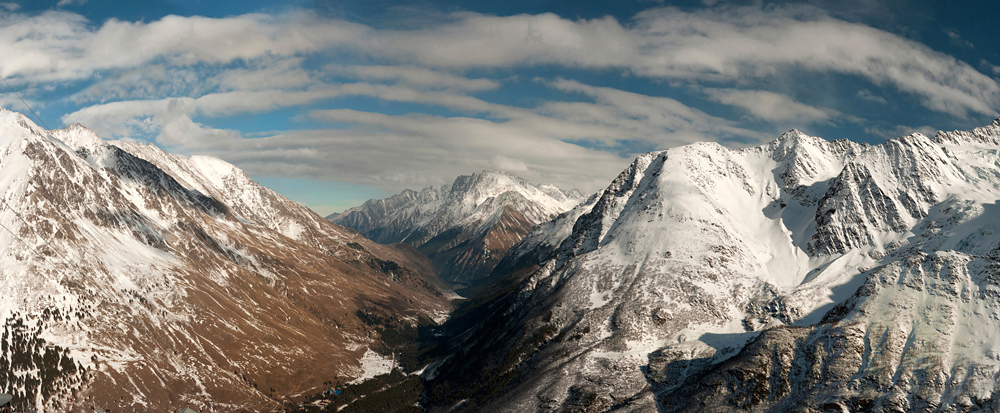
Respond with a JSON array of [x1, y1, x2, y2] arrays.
[[327, 65, 500, 92], [704, 88, 838, 124], [855, 89, 888, 104], [626, 7, 1000, 118], [944, 28, 974, 49], [62, 82, 500, 140], [545, 79, 767, 145], [864, 123, 940, 140], [0, 92, 41, 111], [0, 10, 366, 81], [981, 60, 1000, 76]]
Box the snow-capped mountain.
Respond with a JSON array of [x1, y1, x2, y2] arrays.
[[0, 109, 450, 412], [330, 171, 583, 284], [424, 119, 1000, 411]]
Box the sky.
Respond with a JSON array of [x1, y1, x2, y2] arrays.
[[1, 0, 998, 216]]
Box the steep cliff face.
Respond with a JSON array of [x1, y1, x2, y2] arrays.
[[424, 119, 1000, 412], [0, 110, 450, 412], [331, 171, 582, 284]]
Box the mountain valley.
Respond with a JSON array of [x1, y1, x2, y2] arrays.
[[0, 109, 451, 411]]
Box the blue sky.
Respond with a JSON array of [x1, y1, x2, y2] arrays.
[[1, 0, 998, 215]]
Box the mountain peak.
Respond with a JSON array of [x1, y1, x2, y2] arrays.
[[332, 170, 582, 283], [474, 169, 516, 179], [0, 108, 47, 149], [453, 170, 524, 190], [51, 123, 105, 150], [770, 129, 817, 153], [769, 130, 823, 166], [778, 128, 808, 141]]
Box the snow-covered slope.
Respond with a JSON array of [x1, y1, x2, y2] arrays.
[[425, 119, 1000, 411], [330, 171, 583, 284], [0, 110, 450, 412]]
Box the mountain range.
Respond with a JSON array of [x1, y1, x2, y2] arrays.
[[10, 103, 1000, 412], [422, 118, 1000, 412], [0, 109, 449, 412]]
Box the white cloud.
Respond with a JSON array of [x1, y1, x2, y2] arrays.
[[69, 65, 213, 103], [370, 13, 638, 68], [546, 79, 768, 145], [0, 93, 32, 111], [0, 10, 367, 81], [704, 88, 838, 123], [864, 124, 940, 140], [218, 58, 313, 92], [0, 87, 46, 112], [61, 82, 502, 142], [492, 154, 528, 172], [628, 8, 1000, 118], [327, 64, 499, 91], [679, 10, 994, 118]]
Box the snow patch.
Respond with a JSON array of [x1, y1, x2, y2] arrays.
[[349, 349, 395, 384]]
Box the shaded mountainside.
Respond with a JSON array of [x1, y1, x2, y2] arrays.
[[0, 109, 451, 412], [423, 119, 1000, 412], [330, 171, 582, 285]]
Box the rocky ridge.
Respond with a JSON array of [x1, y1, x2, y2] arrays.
[[424, 119, 1000, 412]]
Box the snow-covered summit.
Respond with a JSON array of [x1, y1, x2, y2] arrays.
[[440, 171, 580, 221], [332, 170, 584, 283], [187, 155, 238, 188], [426, 120, 1000, 411], [51, 122, 105, 150]]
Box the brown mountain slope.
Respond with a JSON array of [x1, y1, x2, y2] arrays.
[[0, 109, 450, 411]]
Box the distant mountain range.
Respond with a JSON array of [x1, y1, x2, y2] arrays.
[[422, 118, 1000, 412], [12, 104, 1000, 412], [0, 109, 449, 412], [330, 171, 582, 285]]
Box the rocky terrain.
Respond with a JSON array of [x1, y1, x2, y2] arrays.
[[330, 172, 582, 285], [0, 109, 450, 412], [423, 119, 1000, 412]]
